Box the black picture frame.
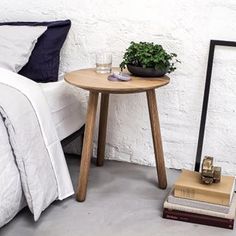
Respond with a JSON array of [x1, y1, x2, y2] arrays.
[[195, 40, 236, 171]]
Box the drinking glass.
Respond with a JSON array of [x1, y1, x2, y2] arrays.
[[96, 52, 112, 73]]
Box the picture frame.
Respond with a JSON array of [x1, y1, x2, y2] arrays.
[[195, 40, 236, 171]]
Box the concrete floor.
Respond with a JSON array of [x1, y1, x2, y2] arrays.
[[1, 155, 235, 236]]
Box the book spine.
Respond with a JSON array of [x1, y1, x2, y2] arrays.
[[163, 208, 234, 230], [174, 186, 230, 206], [168, 194, 230, 214], [163, 201, 230, 219]]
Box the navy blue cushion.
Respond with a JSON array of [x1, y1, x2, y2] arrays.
[[0, 20, 71, 82]]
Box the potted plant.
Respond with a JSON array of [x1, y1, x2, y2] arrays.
[[120, 41, 180, 77]]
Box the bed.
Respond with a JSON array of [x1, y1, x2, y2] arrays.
[[0, 69, 87, 228], [0, 19, 87, 228]]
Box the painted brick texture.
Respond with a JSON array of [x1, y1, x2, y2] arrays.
[[1, 0, 236, 174]]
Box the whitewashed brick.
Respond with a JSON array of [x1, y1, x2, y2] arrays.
[[1, 0, 236, 174]]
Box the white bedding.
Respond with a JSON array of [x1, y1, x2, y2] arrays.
[[0, 113, 26, 226], [39, 80, 87, 141], [0, 68, 74, 227]]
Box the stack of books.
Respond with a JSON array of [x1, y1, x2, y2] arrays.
[[163, 169, 236, 229]]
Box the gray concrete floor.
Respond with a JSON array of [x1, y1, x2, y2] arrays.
[[0, 155, 234, 236]]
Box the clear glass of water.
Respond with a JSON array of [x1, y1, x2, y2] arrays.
[[96, 52, 112, 73]]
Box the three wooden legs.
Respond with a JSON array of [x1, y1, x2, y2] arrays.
[[76, 89, 167, 202]]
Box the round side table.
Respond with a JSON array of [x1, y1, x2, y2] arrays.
[[65, 68, 170, 202]]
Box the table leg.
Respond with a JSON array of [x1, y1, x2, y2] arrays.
[[76, 91, 99, 202], [146, 89, 167, 189], [97, 93, 110, 166]]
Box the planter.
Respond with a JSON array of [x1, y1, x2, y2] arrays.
[[127, 64, 167, 77]]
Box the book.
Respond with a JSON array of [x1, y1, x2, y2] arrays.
[[168, 189, 230, 214], [174, 169, 235, 206], [164, 194, 236, 219], [163, 208, 234, 230]]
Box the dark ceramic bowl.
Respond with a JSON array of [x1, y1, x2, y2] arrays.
[[127, 64, 167, 77]]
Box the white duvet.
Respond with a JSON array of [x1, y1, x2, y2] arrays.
[[0, 68, 74, 227]]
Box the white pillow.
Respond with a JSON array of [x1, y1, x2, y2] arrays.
[[0, 26, 47, 72]]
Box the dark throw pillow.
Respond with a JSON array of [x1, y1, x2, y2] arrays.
[[0, 20, 71, 82]]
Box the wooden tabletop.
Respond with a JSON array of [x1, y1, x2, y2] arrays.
[[65, 68, 170, 94]]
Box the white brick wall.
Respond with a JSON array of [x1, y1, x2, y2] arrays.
[[1, 0, 236, 174]]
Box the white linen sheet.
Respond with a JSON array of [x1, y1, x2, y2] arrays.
[[39, 80, 87, 141], [0, 68, 74, 227], [0, 112, 26, 227]]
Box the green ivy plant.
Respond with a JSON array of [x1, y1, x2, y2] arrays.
[[120, 41, 180, 73]]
